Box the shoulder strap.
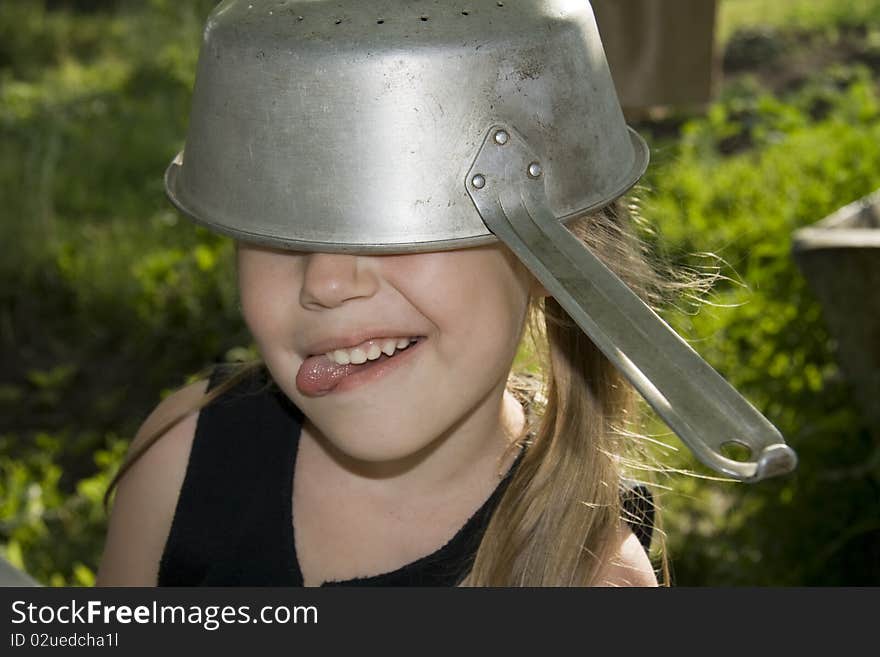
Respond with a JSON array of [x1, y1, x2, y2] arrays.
[[620, 484, 655, 552], [157, 364, 294, 585]]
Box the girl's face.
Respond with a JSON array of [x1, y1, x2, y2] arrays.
[[236, 241, 537, 464]]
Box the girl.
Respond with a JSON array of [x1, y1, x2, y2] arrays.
[[96, 204, 662, 587], [93, 0, 770, 587]]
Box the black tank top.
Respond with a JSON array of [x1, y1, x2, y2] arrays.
[[157, 365, 654, 586]]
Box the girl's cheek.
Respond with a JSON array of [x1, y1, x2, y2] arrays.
[[239, 284, 285, 346], [238, 254, 299, 324]]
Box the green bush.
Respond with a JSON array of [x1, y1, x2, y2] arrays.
[[0, 0, 247, 586], [639, 65, 880, 585]]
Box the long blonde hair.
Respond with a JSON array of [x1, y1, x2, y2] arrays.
[[464, 199, 673, 585], [104, 197, 703, 586]]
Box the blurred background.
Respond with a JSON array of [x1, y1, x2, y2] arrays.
[[1, 0, 878, 586]]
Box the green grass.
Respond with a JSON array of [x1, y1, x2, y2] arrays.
[[719, 0, 880, 42]]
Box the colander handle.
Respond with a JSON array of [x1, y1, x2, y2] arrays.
[[466, 124, 797, 482]]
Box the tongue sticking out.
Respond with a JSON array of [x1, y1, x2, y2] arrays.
[[296, 353, 390, 396]]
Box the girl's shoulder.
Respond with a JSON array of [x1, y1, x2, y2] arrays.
[[96, 374, 213, 586], [596, 522, 659, 587]]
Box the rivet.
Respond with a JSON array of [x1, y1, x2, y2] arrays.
[[493, 129, 509, 145], [471, 174, 486, 189], [528, 161, 543, 178]]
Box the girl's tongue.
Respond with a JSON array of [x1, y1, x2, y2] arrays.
[[296, 353, 392, 396]]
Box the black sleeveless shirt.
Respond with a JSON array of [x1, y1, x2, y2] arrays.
[[157, 365, 654, 586]]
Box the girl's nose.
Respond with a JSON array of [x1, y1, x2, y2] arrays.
[[299, 252, 379, 309]]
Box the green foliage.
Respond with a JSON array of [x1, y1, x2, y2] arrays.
[[0, 0, 250, 586], [0, 431, 128, 586], [719, 0, 880, 43], [638, 64, 880, 584]]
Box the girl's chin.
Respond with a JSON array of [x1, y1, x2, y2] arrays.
[[316, 430, 440, 466]]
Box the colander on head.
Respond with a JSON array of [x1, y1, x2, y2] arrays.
[[165, 0, 797, 482]]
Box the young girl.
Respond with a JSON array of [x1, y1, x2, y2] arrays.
[[94, 0, 760, 587], [96, 206, 660, 587]]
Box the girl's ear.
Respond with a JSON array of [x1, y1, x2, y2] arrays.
[[504, 245, 551, 298], [531, 278, 551, 298]]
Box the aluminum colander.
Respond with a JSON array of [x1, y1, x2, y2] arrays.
[[165, 0, 797, 482]]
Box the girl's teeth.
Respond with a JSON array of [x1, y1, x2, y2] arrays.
[[324, 337, 420, 365]]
